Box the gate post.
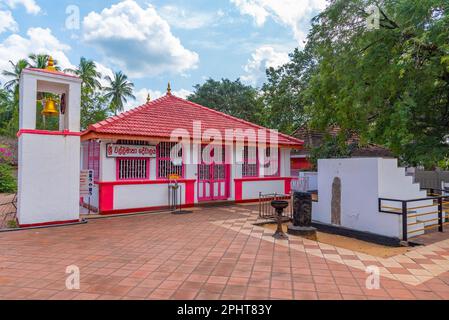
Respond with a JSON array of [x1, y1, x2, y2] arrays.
[[402, 201, 408, 242], [438, 197, 443, 232]]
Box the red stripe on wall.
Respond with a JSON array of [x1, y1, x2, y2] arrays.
[[19, 219, 80, 228], [100, 204, 195, 216], [17, 129, 82, 138]]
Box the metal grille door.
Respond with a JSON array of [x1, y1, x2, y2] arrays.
[[198, 146, 229, 202]]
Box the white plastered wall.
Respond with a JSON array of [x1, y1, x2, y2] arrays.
[[312, 158, 434, 239], [17, 134, 80, 225]]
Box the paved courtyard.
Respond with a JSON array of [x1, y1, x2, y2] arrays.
[[1, 205, 449, 300]]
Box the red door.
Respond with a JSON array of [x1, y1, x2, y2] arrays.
[[198, 146, 229, 202]]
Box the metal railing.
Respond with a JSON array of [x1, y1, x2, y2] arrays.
[[379, 189, 449, 241], [259, 192, 293, 220]]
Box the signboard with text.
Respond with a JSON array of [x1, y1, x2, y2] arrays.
[[106, 144, 157, 158], [80, 170, 94, 197]]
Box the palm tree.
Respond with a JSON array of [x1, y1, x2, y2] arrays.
[[65, 57, 102, 93], [103, 71, 135, 115], [2, 59, 29, 92], [28, 54, 60, 70]]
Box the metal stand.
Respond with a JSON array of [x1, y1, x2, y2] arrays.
[[271, 200, 289, 240], [168, 182, 192, 215]]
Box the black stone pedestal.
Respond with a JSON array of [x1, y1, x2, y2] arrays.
[[287, 191, 317, 240], [287, 224, 317, 241]]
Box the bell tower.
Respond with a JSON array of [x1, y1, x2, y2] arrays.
[[17, 60, 82, 227]]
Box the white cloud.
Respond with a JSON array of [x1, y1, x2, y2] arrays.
[[125, 88, 161, 111], [0, 10, 18, 34], [159, 5, 224, 30], [230, 0, 327, 43], [173, 88, 193, 99], [0, 27, 73, 83], [82, 0, 199, 78], [241, 45, 289, 86], [3, 0, 41, 15], [125, 87, 193, 111], [94, 61, 114, 88]]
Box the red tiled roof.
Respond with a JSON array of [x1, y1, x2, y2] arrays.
[[25, 68, 80, 79], [83, 94, 303, 147]]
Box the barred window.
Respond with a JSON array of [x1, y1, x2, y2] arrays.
[[157, 142, 184, 179], [242, 146, 259, 177], [117, 158, 149, 180], [117, 140, 150, 146]]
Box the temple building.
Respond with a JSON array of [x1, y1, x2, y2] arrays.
[[80, 86, 303, 215]]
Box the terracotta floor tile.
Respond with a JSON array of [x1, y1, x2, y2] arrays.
[[147, 289, 173, 300], [294, 290, 318, 300], [318, 292, 343, 300], [270, 288, 293, 300], [2, 204, 449, 300], [127, 286, 152, 298], [171, 289, 198, 300]]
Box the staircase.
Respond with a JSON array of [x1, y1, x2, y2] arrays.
[[379, 159, 438, 239]]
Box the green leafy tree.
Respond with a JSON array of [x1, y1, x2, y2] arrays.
[[65, 58, 110, 129], [302, 0, 449, 168], [188, 78, 265, 125], [0, 164, 16, 193], [81, 91, 111, 130], [0, 89, 13, 129], [2, 59, 29, 93], [28, 54, 60, 70], [262, 48, 317, 134], [65, 57, 102, 93], [1, 59, 29, 136], [103, 71, 135, 115]]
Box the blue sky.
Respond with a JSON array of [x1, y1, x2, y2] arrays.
[[0, 0, 326, 108]]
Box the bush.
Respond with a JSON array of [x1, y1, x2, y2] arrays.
[[6, 219, 18, 229], [0, 164, 17, 193]]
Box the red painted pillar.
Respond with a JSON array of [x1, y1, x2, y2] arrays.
[[185, 180, 195, 206], [284, 178, 292, 194], [99, 184, 114, 213], [235, 180, 243, 201]]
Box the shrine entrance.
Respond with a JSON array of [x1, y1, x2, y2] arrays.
[[198, 146, 229, 202]]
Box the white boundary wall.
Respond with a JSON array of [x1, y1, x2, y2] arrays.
[[312, 158, 430, 239], [18, 134, 80, 225]]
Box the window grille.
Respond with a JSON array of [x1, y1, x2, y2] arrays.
[[242, 146, 259, 177], [117, 158, 149, 180], [158, 142, 184, 179], [117, 140, 150, 146]]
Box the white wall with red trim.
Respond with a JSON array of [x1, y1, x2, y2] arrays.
[[81, 139, 294, 215]]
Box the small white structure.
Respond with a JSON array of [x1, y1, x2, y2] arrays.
[[80, 91, 302, 214], [312, 158, 436, 240], [17, 66, 82, 227]]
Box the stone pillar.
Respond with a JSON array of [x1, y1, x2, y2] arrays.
[[331, 177, 342, 225], [288, 191, 317, 240]]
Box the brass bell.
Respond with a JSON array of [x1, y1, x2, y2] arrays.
[[42, 98, 59, 116]]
